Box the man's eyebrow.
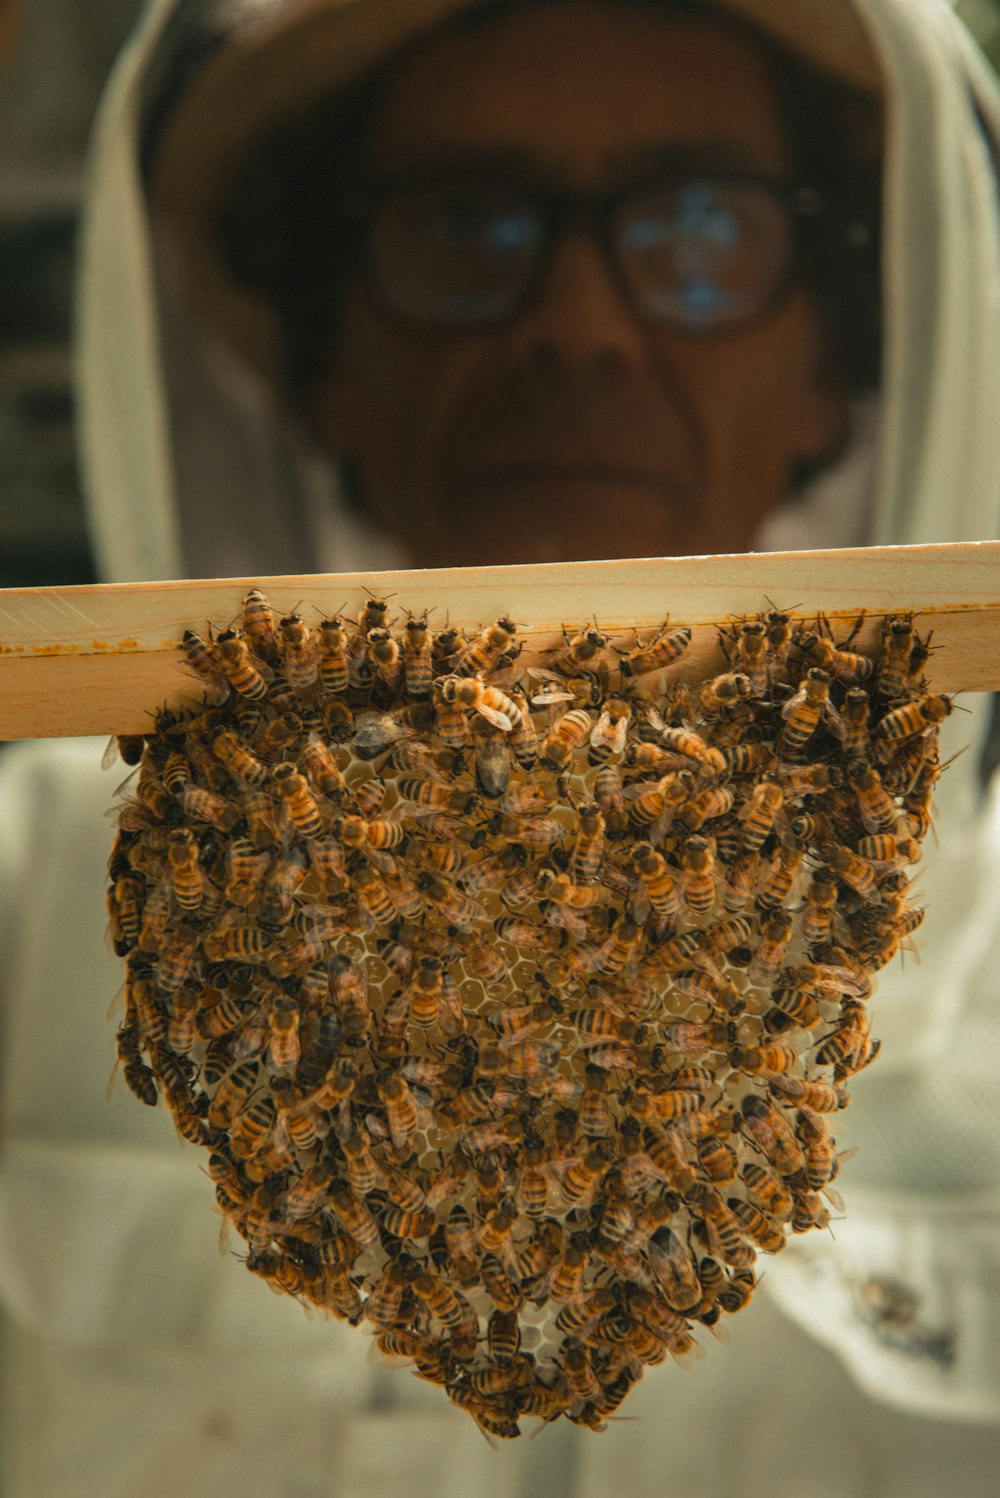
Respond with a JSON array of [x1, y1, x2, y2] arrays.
[[370, 146, 560, 182], [371, 141, 787, 186], [609, 142, 786, 180]]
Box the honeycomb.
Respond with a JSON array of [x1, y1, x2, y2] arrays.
[[106, 593, 945, 1437]]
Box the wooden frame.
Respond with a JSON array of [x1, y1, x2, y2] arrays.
[[1, 540, 998, 738]]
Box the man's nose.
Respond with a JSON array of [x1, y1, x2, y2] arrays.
[[505, 229, 649, 370]]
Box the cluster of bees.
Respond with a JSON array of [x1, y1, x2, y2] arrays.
[[106, 589, 948, 1437]]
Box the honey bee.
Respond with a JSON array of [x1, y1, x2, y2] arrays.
[[726, 1197, 785, 1253], [437, 675, 525, 734], [396, 614, 433, 699], [780, 667, 840, 753], [876, 615, 921, 700], [454, 616, 519, 677], [768, 1075, 847, 1112], [375, 1071, 421, 1150], [363, 1258, 411, 1328], [162, 828, 203, 913], [349, 860, 398, 927], [164, 985, 199, 1055], [479, 1037, 560, 1081], [757, 843, 804, 911], [847, 758, 902, 833], [691, 1132, 737, 1185], [274, 613, 318, 691], [587, 696, 632, 765], [395, 776, 477, 816], [258, 845, 309, 924], [182, 628, 226, 696], [738, 779, 784, 852], [796, 627, 874, 685], [272, 763, 324, 837], [546, 624, 609, 676], [470, 721, 512, 800], [740, 1161, 793, 1218], [724, 619, 768, 695], [657, 725, 727, 774], [763, 982, 822, 1035], [680, 836, 718, 914], [415, 870, 482, 931], [338, 813, 407, 855], [875, 692, 953, 744], [111, 1023, 158, 1106], [620, 620, 692, 678], [647, 1226, 701, 1312], [181, 784, 241, 831], [855, 833, 920, 865], [329, 1180, 381, 1251], [207, 729, 266, 787], [412, 1267, 467, 1328], [831, 686, 872, 758], [589, 915, 643, 977], [427, 624, 463, 677], [629, 842, 679, 919], [627, 770, 693, 831], [238, 587, 277, 658], [540, 708, 593, 770], [816, 1001, 878, 1074], [431, 679, 470, 748], [751, 909, 794, 976], [215, 628, 272, 700], [786, 955, 872, 999], [266, 994, 301, 1070], [716, 1267, 756, 1315], [699, 671, 752, 714], [821, 841, 879, 902], [740, 1095, 806, 1174], [155, 922, 201, 995], [361, 626, 402, 694], [686, 792, 740, 848], [297, 735, 346, 798]]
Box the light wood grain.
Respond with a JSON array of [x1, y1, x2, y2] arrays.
[[1, 541, 998, 738]]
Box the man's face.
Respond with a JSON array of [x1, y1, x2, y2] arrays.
[[308, 1, 846, 566]]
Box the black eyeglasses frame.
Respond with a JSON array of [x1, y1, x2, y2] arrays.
[[337, 169, 864, 335]]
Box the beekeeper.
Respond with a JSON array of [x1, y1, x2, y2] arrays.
[[2, 1, 1000, 1495]]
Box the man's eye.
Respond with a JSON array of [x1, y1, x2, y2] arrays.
[[621, 215, 674, 253], [434, 202, 535, 255], [673, 186, 740, 247]]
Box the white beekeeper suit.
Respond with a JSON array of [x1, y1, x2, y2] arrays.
[[2, 1, 1000, 1494]]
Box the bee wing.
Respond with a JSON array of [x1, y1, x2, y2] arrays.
[[473, 703, 515, 732], [389, 800, 445, 822], [597, 857, 636, 897], [631, 885, 651, 924], [529, 672, 576, 707], [361, 846, 398, 875], [672, 1338, 707, 1367], [541, 902, 589, 941], [103, 736, 128, 771], [823, 702, 845, 736], [622, 777, 661, 802], [779, 688, 808, 720]]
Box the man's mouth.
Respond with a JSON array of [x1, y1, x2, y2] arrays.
[[455, 460, 681, 495]]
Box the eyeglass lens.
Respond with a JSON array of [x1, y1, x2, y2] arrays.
[[369, 180, 796, 328]]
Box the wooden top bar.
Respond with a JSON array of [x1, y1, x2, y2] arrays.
[[1, 541, 998, 738]]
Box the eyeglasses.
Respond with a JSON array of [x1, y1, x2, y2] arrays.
[[344, 172, 836, 333]]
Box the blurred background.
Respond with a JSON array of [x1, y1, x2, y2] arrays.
[[1, 0, 1000, 590]]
